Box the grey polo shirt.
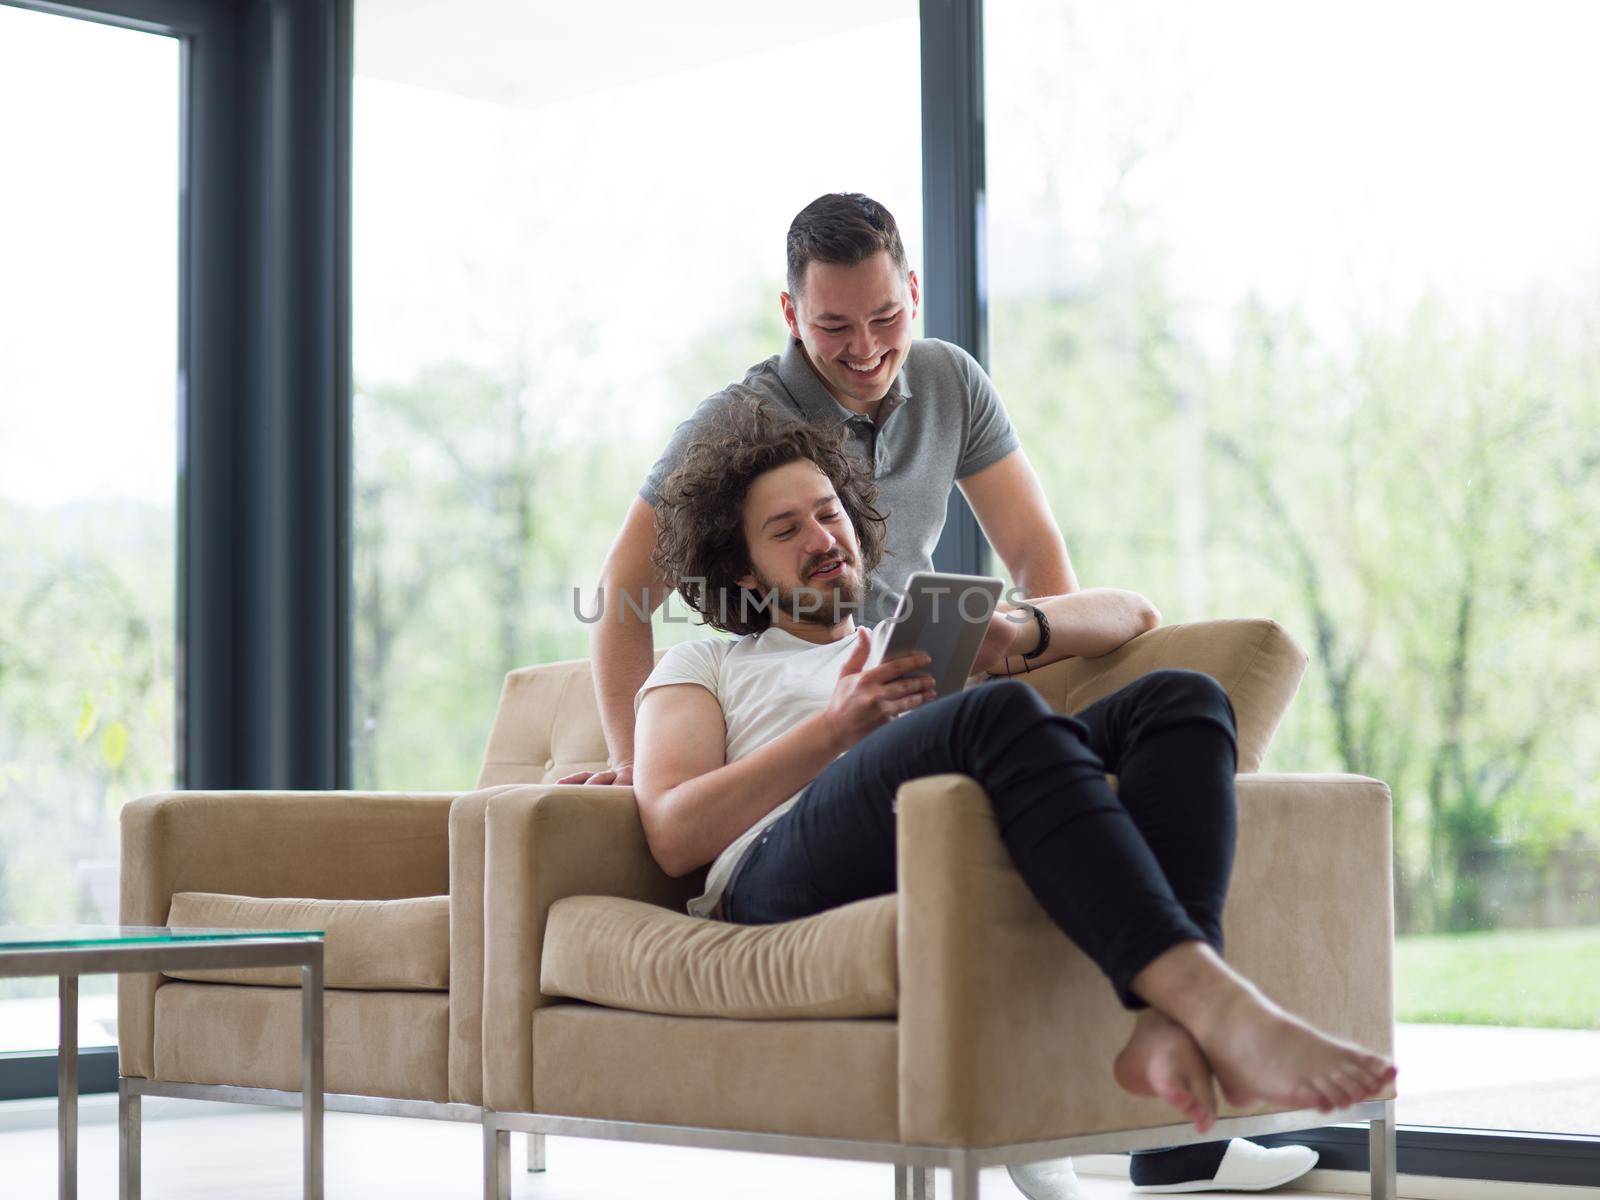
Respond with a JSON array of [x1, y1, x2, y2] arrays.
[[640, 337, 1021, 624]]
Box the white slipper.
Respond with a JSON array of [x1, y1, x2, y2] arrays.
[[1131, 1139, 1320, 1193], [1007, 1158, 1086, 1200]]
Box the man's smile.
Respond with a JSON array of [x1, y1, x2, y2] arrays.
[[839, 351, 888, 379]]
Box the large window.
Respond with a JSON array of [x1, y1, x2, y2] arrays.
[[0, 5, 180, 1052], [987, 0, 1600, 1136], [352, 1, 923, 789]]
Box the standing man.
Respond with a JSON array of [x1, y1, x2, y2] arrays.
[[570, 192, 1073, 789], [563, 193, 1318, 1199]]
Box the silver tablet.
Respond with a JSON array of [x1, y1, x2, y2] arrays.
[[866, 571, 1005, 699]]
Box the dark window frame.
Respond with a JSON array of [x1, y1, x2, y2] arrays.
[[0, 0, 351, 1098], [7, 0, 352, 791], [923, 0, 992, 577]]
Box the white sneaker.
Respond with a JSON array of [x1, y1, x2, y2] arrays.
[[1130, 1139, 1320, 1193], [1007, 1158, 1086, 1200]]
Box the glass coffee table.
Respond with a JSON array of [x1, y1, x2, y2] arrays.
[[0, 926, 325, 1200]]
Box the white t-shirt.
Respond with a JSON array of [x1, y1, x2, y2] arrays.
[[635, 623, 887, 918]]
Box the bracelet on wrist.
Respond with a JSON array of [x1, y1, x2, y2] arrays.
[[1019, 602, 1051, 661]]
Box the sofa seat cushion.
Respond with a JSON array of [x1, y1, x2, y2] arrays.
[[164, 892, 449, 991], [540, 893, 898, 1019], [533, 1005, 899, 1140], [153, 982, 448, 1101]]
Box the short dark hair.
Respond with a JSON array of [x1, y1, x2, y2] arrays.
[[785, 193, 909, 297], [652, 392, 887, 637]]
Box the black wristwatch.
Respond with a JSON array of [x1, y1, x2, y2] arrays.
[[1019, 602, 1051, 661]]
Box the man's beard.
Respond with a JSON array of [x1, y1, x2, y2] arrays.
[[752, 557, 864, 627]]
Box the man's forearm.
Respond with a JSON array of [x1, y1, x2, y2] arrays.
[[649, 713, 844, 878], [1002, 588, 1159, 667], [591, 594, 658, 767]]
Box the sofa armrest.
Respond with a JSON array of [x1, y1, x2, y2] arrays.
[[480, 784, 703, 1112], [449, 785, 537, 1105], [119, 790, 455, 1079], [895, 772, 1394, 1147]]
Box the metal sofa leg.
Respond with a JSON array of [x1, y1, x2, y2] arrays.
[[950, 1153, 979, 1200], [483, 1123, 510, 1200], [119, 1079, 140, 1200], [526, 1131, 546, 1172], [1370, 1099, 1397, 1200], [895, 1163, 932, 1199]]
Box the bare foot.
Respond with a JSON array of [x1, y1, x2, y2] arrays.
[[1113, 1009, 1219, 1132], [1189, 982, 1397, 1114]]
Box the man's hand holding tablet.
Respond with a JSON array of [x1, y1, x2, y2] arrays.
[[820, 634, 937, 745], [863, 572, 1008, 699]]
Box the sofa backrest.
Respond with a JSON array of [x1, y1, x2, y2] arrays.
[[474, 618, 1308, 788], [474, 653, 648, 788]]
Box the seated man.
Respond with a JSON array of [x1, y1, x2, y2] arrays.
[[582, 191, 1320, 1198], [631, 401, 1397, 1144]]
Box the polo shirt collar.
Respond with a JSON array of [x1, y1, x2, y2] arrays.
[[779, 337, 912, 426]]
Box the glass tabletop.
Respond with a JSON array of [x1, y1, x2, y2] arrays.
[[0, 925, 323, 951]]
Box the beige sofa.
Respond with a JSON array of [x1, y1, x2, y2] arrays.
[[118, 790, 491, 1112], [116, 617, 1396, 1199], [116, 783, 541, 1200], [475, 619, 1398, 1199]]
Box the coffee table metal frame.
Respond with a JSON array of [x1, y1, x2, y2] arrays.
[[0, 934, 324, 1200]]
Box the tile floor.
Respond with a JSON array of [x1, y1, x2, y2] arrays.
[[0, 1105, 1360, 1200]]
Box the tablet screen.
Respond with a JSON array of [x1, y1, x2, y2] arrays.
[[870, 572, 1004, 697]]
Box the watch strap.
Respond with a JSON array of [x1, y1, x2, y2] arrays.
[[1020, 602, 1051, 661]]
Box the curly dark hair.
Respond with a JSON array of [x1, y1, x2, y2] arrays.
[[652, 393, 887, 636]]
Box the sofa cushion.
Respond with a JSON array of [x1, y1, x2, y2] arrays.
[[541, 893, 898, 1019], [163, 892, 449, 991], [533, 1005, 900, 1141], [153, 983, 448, 1101], [1020, 618, 1308, 773]]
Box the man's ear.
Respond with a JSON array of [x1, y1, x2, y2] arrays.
[[906, 269, 920, 320], [780, 291, 802, 340], [735, 570, 758, 591]]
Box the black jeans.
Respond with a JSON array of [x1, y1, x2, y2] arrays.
[[722, 670, 1239, 1010]]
